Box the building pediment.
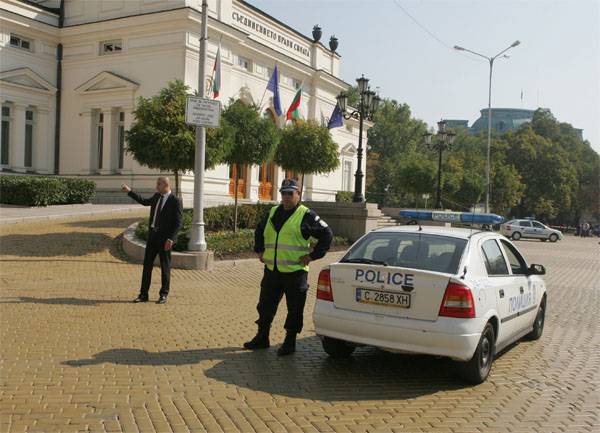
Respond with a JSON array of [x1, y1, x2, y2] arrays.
[[75, 71, 139, 95], [0, 68, 57, 94], [341, 143, 357, 155]]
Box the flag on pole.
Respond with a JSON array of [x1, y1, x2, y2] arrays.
[[211, 45, 221, 99], [266, 65, 282, 116], [286, 87, 302, 121], [327, 103, 344, 129]]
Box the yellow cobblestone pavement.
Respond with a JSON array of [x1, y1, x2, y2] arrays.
[[0, 214, 599, 433]]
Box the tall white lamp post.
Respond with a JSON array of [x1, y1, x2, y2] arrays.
[[454, 40, 521, 213]]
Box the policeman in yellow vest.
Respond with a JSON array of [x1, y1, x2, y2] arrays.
[[244, 178, 333, 356]]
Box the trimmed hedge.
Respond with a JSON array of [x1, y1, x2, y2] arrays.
[[336, 191, 353, 203], [0, 175, 96, 206], [135, 204, 350, 258]]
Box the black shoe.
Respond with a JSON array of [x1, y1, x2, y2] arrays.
[[133, 295, 148, 303], [243, 328, 270, 350], [156, 295, 167, 304], [277, 332, 297, 357]]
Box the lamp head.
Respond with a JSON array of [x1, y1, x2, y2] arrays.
[[511, 40, 521, 47], [336, 91, 347, 112], [356, 75, 369, 94], [454, 45, 465, 51]]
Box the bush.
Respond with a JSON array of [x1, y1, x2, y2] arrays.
[[0, 175, 95, 206], [336, 191, 353, 203]]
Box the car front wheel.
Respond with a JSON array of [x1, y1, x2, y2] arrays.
[[457, 322, 495, 384], [549, 233, 558, 242], [512, 231, 522, 240], [321, 336, 355, 359], [526, 297, 546, 341]]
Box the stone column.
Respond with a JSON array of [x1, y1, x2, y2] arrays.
[[248, 164, 259, 202], [100, 108, 114, 174], [10, 104, 27, 173], [80, 110, 95, 174], [120, 109, 134, 173], [33, 108, 52, 174]]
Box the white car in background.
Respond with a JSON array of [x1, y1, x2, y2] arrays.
[[500, 219, 563, 242], [313, 221, 547, 384]]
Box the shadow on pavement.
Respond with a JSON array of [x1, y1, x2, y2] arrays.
[[62, 337, 467, 400], [0, 232, 114, 257], [0, 296, 133, 306], [65, 216, 143, 229]]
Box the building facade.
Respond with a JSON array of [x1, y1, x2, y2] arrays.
[[0, 0, 366, 205]]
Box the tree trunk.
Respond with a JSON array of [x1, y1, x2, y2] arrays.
[[299, 173, 305, 201], [234, 169, 239, 233], [174, 171, 180, 198]]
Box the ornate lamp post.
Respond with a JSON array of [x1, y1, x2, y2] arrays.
[[423, 120, 456, 209], [336, 75, 381, 203]]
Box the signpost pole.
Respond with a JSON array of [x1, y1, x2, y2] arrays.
[[188, 0, 209, 252]]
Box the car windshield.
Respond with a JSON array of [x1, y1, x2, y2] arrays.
[[341, 232, 468, 274]]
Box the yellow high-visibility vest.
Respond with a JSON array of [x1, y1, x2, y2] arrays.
[[263, 205, 311, 273]]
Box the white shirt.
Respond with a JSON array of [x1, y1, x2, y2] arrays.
[[151, 191, 170, 229]]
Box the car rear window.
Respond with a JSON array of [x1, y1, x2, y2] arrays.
[[342, 232, 467, 274]]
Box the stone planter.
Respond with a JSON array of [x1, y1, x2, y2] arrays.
[[122, 222, 214, 270]]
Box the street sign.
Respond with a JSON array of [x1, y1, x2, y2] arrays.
[[185, 96, 221, 127]]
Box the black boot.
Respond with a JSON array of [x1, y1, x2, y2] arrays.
[[277, 332, 297, 356], [243, 326, 270, 350]]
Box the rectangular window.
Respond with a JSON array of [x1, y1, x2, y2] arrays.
[[481, 239, 509, 276], [1, 105, 9, 165], [342, 160, 353, 191], [118, 112, 125, 169], [96, 112, 104, 170], [24, 109, 34, 168], [10, 34, 32, 51], [100, 40, 123, 55], [236, 55, 251, 71]]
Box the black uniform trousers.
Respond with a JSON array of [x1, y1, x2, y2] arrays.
[[140, 230, 172, 297], [256, 268, 308, 334]]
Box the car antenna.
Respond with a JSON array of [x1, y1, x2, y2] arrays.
[[461, 203, 477, 279], [406, 219, 423, 231]]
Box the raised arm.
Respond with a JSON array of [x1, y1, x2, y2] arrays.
[[122, 183, 155, 206]]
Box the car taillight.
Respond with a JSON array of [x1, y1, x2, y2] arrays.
[[317, 269, 334, 302], [439, 281, 475, 318]]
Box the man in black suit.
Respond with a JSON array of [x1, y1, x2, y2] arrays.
[[122, 177, 183, 304]]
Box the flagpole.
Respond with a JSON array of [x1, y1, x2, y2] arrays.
[[259, 62, 277, 109]]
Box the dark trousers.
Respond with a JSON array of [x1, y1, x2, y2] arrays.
[[256, 268, 308, 334], [140, 230, 171, 297]]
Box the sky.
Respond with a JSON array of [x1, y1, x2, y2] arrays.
[[249, 0, 600, 152]]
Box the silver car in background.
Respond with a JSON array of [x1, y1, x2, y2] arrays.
[[500, 219, 563, 242]]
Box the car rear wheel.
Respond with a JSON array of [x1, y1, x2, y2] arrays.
[[512, 231, 522, 240], [457, 323, 495, 384], [321, 336, 355, 359], [549, 233, 558, 242], [525, 297, 546, 341]]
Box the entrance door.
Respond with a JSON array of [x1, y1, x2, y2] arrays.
[[258, 162, 275, 200], [229, 164, 246, 198]]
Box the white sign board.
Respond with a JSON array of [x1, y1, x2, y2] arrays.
[[185, 96, 221, 127], [431, 211, 462, 222]]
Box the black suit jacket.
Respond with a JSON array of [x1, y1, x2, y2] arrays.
[[128, 191, 183, 242]]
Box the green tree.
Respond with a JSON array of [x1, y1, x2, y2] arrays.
[[366, 99, 428, 205], [222, 100, 280, 231], [126, 80, 233, 196], [275, 120, 340, 198], [394, 152, 437, 200]]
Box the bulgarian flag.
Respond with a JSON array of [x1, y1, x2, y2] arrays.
[[286, 87, 302, 121], [211, 45, 221, 99]]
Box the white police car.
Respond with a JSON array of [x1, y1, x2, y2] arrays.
[[313, 210, 547, 384]]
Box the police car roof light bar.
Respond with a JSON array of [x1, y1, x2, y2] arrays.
[[399, 210, 505, 225]]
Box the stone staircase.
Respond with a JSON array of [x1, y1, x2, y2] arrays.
[[376, 214, 401, 228]]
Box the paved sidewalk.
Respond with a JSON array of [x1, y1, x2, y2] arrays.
[[0, 203, 144, 225], [0, 215, 599, 433]]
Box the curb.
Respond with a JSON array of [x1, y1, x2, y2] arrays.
[[0, 205, 144, 225]]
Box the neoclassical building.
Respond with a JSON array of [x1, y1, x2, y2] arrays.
[[0, 0, 367, 205]]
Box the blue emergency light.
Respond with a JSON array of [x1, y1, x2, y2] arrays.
[[399, 209, 505, 225]]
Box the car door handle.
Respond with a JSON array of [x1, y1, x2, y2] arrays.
[[519, 287, 524, 294], [499, 289, 505, 298]]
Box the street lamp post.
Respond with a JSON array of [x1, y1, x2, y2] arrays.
[[188, 0, 209, 251], [423, 120, 456, 209], [454, 40, 520, 213], [336, 75, 381, 203]]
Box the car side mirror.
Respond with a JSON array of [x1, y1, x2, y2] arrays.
[[528, 264, 546, 275]]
